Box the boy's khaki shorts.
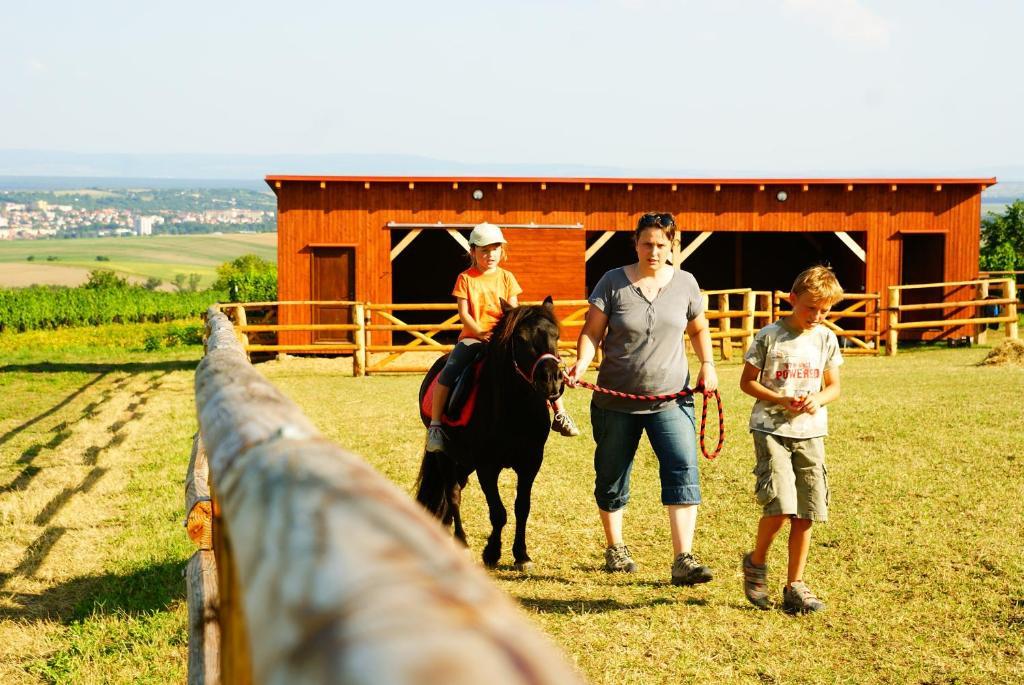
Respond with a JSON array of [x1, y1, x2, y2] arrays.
[[751, 431, 829, 522]]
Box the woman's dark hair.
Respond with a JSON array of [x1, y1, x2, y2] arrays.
[[634, 212, 677, 243]]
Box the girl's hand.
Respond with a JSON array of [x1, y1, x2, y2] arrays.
[[697, 364, 718, 393]]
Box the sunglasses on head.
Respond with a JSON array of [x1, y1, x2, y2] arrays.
[[637, 212, 676, 229]]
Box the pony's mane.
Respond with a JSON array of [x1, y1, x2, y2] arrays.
[[490, 303, 558, 350]]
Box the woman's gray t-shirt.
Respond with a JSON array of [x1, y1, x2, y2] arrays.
[[589, 267, 704, 414]]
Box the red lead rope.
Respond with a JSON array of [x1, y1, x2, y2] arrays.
[[565, 376, 725, 460]]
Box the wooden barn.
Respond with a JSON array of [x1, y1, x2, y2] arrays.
[[265, 175, 996, 347]]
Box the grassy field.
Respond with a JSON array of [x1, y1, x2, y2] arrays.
[[0, 233, 276, 289], [1, 325, 1022, 683], [0, 324, 201, 683]]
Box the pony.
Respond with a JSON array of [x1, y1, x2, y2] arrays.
[[415, 297, 564, 571]]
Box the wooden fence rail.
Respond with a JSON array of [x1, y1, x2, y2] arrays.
[[886, 278, 1019, 355], [185, 307, 585, 684]]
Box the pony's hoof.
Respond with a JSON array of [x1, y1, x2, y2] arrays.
[[513, 560, 534, 573], [482, 550, 501, 568]]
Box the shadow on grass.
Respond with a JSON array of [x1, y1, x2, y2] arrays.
[[0, 372, 108, 446], [0, 559, 187, 623], [517, 596, 677, 614], [0, 359, 195, 448]]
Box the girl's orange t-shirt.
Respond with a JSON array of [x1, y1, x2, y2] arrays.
[[452, 266, 523, 339]]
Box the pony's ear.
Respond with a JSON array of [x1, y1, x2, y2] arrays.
[[542, 295, 554, 310], [500, 298, 514, 313]]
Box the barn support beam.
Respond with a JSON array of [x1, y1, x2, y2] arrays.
[[446, 229, 470, 252], [678, 231, 713, 264], [389, 229, 422, 261], [834, 231, 866, 262], [585, 231, 616, 261]]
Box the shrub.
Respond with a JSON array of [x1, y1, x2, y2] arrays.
[[96, 255, 110, 262], [85, 269, 128, 290], [213, 254, 277, 302]]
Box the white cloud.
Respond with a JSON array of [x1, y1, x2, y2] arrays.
[[28, 59, 47, 72], [784, 0, 891, 47]]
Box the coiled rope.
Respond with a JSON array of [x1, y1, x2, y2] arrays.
[[566, 376, 725, 460]]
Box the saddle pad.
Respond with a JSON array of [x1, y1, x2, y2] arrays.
[[420, 360, 484, 428]]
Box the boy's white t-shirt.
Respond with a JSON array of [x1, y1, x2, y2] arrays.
[[744, 320, 844, 439]]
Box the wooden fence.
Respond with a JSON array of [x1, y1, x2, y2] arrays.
[[772, 291, 883, 355], [184, 307, 586, 684], [886, 278, 1019, 355], [979, 271, 1023, 302]]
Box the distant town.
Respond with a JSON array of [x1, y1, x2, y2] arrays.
[[0, 187, 276, 240]]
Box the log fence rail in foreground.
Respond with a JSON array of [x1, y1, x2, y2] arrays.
[[886, 277, 1019, 355], [183, 307, 585, 684]]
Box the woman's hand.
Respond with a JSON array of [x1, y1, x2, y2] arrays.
[[697, 363, 718, 393], [564, 361, 584, 387]]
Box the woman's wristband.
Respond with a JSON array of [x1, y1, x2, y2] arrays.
[[700, 360, 715, 367]]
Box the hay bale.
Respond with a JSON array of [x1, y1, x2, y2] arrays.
[[979, 339, 1024, 366]]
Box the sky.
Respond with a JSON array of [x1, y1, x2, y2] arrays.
[[3, 0, 1023, 177]]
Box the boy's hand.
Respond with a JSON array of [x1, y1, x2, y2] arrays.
[[799, 393, 821, 414], [778, 394, 807, 412]]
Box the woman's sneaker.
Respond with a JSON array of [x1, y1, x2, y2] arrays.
[[671, 552, 713, 586], [783, 581, 825, 614], [552, 411, 580, 437], [742, 552, 770, 610], [604, 544, 637, 573]]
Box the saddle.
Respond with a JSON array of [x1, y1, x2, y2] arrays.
[[420, 347, 486, 428]]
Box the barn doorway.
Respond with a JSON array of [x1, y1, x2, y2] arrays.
[[310, 247, 355, 343], [584, 230, 867, 295], [390, 228, 470, 344], [900, 233, 946, 335]]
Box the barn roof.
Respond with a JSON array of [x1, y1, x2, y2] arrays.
[[265, 175, 997, 189]]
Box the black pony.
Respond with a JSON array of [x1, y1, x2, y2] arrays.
[[415, 297, 564, 571]]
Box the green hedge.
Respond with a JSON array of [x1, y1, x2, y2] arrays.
[[0, 285, 223, 332]]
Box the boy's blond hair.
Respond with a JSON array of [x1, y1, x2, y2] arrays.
[[791, 266, 844, 306]]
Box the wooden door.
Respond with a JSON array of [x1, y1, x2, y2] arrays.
[[311, 247, 355, 343]]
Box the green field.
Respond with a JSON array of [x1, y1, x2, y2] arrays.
[[0, 234, 276, 289], [1, 325, 1021, 683]]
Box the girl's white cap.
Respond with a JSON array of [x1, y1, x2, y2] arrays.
[[468, 222, 507, 246]]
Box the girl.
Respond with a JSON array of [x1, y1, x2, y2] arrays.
[[426, 222, 579, 453]]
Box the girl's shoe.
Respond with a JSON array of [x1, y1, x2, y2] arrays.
[[552, 411, 580, 437]]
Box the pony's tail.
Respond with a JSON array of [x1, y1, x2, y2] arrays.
[[414, 451, 449, 520]]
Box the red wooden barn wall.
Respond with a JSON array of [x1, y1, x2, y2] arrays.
[[270, 177, 992, 345]]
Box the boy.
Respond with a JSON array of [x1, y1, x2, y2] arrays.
[[738, 266, 844, 614]]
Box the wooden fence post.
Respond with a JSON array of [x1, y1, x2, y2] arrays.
[[887, 286, 900, 356], [1005, 278, 1019, 340], [353, 303, 366, 377], [232, 305, 249, 358], [976, 280, 989, 345], [185, 432, 220, 684], [741, 290, 755, 354], [718, 293, 732, 360]]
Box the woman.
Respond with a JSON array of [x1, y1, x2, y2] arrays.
[[566, 212, 718, 584]]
